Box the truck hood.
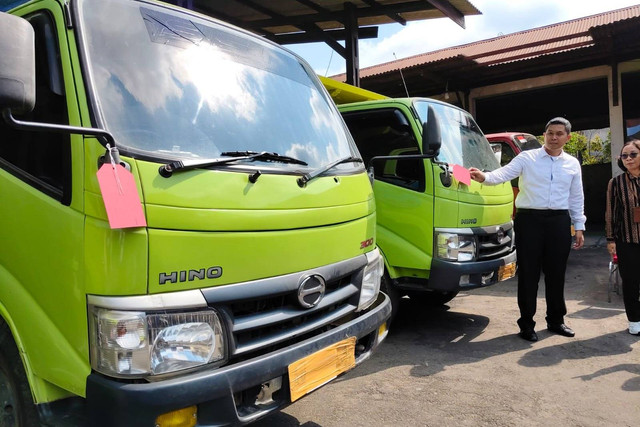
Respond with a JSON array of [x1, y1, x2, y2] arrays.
[[135, 160, 375, 231], [434, 171, 513, 228], [83, 158, 376, 293]]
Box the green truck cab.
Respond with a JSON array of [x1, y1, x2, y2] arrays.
[[0, 1, 390, 426], [322, 79, 516, 318]]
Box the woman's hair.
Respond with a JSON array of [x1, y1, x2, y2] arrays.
[[617, 138, 640, 171]]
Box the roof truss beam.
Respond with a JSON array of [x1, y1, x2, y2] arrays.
[[244, 1, 441, 30], [272, 26, 379, 44], [425, 0, 465, 28], [360, 0, 407, 25]]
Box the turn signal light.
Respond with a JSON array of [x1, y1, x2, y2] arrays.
[[156, 406, 197, 427]]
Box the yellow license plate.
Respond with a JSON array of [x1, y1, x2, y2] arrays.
[[498, 262, 517, 281], [378, 322, 387, 337], [288, 337, 356, 402]]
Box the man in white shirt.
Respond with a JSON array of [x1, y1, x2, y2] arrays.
[[469, 117, 586, 342]]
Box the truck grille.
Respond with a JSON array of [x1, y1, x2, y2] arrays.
[[476, 222, 514, 260], [200, 255, 367, 362]]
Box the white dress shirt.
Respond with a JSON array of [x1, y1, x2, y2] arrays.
[[483, 147, 587, 230]]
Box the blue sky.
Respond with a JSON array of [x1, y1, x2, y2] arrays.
[[288, 0, 640, 77]]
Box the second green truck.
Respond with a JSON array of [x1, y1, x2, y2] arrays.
[[322, 78, 517, 319]]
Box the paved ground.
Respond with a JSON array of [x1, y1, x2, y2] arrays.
[[253, 229, 640, 426]]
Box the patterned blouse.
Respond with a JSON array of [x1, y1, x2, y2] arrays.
[[605, 171, 640, 244]]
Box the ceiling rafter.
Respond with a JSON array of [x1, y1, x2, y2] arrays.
[[361, 0, 407, 26], [230, 0, 348, 56], [273, 26, 379, 45], [425, 0, 465, 28], [293, 0, 332, 15], [244, 2, 441, 30]]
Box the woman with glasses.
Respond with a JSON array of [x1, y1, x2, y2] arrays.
[[605, 138, 640, 335]]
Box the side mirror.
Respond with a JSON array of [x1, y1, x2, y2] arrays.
[[490, 143, 503, 163], [0, 12, 115, 147], [0, 12, 36, 115], [422, 105, 441, 158]]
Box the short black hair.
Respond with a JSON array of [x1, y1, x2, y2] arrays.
[[617, 138, 640, 171], [545, 117, 572, 133]]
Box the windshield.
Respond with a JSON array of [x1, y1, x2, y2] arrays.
[[75, 0, 357, 170], [414, 100, 500, 172], [517, 134, 543, 151]]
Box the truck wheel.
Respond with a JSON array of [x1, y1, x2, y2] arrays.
[[380, 273, 400, 327], [0, 323, 41, 427], [409, 291, 459, 306]]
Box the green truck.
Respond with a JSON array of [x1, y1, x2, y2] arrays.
[[0, 1, 390, 426], [321, 78, 517, 320]]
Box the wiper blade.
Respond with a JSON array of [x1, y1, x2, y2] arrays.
[[158, 151, 307, 178], [297, 156, 363, 187], [221, 151, 307, 166]]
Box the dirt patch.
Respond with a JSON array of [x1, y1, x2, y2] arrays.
[[253, 231, 640, 426]]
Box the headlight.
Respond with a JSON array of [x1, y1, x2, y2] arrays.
[[435, 232, 476, 261], [357, 248, 384, 311], [89, 308, 226, 378]]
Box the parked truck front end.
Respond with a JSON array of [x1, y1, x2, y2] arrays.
[[0, 1, 389, 425], [337, 97, 516, 316]]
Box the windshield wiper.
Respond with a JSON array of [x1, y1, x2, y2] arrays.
[[297, 156, 363, 187], [158, 151, 307, 178], [221, 151, 307, 166]]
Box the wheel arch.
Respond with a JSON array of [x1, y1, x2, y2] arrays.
[[0, 268, 87, 404], [0, 301, 37, 402]]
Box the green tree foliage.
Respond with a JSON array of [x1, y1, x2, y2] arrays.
[[602, 131, 612, 162], [537, 129, 611, 164], [564, 133, 587, 160]]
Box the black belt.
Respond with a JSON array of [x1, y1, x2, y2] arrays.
[[516, 208, 569, 216]]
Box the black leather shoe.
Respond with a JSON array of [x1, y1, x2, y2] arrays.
[[548, 323, 575, 337], [519, 329, 538, 342]]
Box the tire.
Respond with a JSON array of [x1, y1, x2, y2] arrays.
[[380, 273, 400, 327], [0, 322, 41, 427], [408, 290, 459, 306]]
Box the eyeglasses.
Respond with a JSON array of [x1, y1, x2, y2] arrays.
[[620, 152, 639, 160]]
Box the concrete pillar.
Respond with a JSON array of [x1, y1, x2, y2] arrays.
[[614, 60, 640, 176], [608, 64, 624, 177]]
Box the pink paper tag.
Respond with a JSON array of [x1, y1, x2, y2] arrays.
[[452, 164, 471, 186], [97, 163, 147, 229]]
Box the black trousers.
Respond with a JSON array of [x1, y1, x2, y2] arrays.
[[615, 240, 640, 322], [514, 209, 572, 331]]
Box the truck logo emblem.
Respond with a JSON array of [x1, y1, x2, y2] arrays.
[[159, 266, 222, 285], [360, 238, 374, 249], [496, 227, 505, 243], [297, 275, 326, 309], [461, 218, 477, 225]]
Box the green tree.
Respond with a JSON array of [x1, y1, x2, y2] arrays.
[[589, 135, 604, 154], [563, 132, 587, 162], [602, 131, 612, 162], [582, 134, 603, 165], [536, 130, 611, 164]]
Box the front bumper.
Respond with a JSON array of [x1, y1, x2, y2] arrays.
[[395, 249, 517, 293], [84, 292, 390, 427], [427, 249, 517, 291]]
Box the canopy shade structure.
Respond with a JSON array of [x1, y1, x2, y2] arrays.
[[168, 0, 481, 86]]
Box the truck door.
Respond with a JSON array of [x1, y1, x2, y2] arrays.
[[0, 7, 87, 393], [342, 107, 435, 272]]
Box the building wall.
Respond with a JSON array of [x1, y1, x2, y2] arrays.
[[465, 62, 640, 227], [468, 61, 640, 178], [582, 163, 612, 226]]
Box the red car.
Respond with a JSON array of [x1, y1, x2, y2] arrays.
[[485, 132, 542, 216], [485, 132, 542, 167]]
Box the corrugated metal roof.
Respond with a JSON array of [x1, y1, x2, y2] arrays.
[[336, 5, 640, 80]]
